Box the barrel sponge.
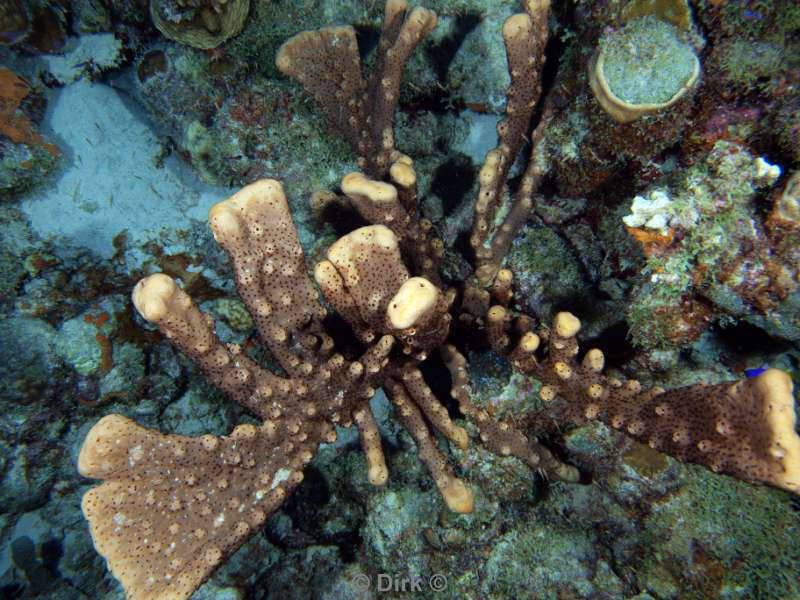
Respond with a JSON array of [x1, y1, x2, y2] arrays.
[[589, 15, 699, 122]]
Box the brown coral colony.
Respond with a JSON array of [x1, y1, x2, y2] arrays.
[[78, 2, 800, 600]]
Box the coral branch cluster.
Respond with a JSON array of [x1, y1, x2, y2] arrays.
[[81, 158, 582, 597], [486, 302, 800, 495], [470, 0, 551, 286], [77, 2, 800, 599]]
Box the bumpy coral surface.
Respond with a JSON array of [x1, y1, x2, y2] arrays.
[[150, 0, 250, 49]]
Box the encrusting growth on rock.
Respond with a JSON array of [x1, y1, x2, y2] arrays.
[[275, 0, 437, 177], [79, 415, 310, 600], [78, 2, 800, 599]]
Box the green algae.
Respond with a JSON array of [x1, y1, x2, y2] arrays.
[[601, 16, 698, 105]]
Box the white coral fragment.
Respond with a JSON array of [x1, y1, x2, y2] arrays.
[[622, 189, 673, 234]]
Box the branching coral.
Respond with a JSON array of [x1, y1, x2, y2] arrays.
[[77, 2, 800, 599], [588, 15, 700, 123], [275, 0, 437, 177]]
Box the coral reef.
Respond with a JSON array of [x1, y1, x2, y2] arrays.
[[625, 141, 800, 349], [535, 0, 706, 196], [70, 3, 800, 599], [0, 0, 798, 599]]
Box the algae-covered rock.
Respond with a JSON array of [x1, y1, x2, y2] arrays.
[[590, 15, 700, 123]]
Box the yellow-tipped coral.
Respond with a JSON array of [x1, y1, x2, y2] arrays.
[[589, 15, 700, 123]]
